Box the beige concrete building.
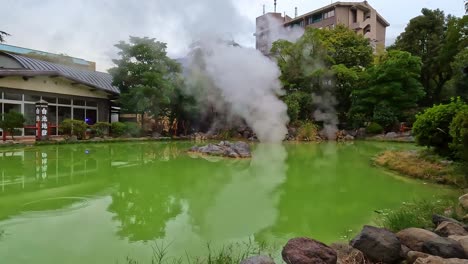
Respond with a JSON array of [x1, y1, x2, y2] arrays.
[[255, 1, 390, 55]]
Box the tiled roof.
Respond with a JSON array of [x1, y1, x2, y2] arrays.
[[0, 52, 119, 94]]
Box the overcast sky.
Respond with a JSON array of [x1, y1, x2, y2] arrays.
[[1, 0, 465, 71]]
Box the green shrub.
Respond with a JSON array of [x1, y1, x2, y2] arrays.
[[59, 119, 88, 139], [297, 121, 318, 141], [111, 122, 126, 137], [366, 122, 384, 134], [449, 108, 468, 160], [0, 111, 25, 140], [373, 104, 398, 130], [413, 98, 468, 157], [124, 122, 142, 137], [92, 122, 111, 137], [380, 198, 459, 232]]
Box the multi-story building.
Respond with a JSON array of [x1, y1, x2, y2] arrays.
[[255, 1, 390, 55]]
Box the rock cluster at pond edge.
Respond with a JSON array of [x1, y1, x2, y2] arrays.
[[188, 141, 251, 158]]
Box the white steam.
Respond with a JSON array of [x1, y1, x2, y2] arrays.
[[186, 40, 289, 143]]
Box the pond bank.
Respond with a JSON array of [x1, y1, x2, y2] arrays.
[[374, 149, 466, 188]]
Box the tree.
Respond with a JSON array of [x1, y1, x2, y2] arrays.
[[109, 37, 183, 130], [392, 9, 467, 105], [0, 111, 25, 140], [271, 26, 373, 124], [445, 49, 468, 101], [350, 50, 425, 129], [0, 31, 9, 42]]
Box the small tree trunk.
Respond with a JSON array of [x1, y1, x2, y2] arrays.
[[140, 112, 145, 136]]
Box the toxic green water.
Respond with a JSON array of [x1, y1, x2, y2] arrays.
[[0, 141, 455, 263]]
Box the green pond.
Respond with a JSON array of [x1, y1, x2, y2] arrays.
[[0, 141, 455, 263]]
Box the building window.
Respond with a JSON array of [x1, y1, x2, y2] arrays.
[[58, 98, 71, 105], [299, 20, 305, 27], [58, 106, 71, 123], [86, 109, 97, 125], [73, 108, 85, 122], [42, 96, 57, 104], [352, 9, 357, 23], [4, 92, 22, 101], [24, 94, 41, 102], [24, 104, 36, 126], [73, 99, 85, 106], [312, 13, 323, 23], [323, 10, 335, 19]]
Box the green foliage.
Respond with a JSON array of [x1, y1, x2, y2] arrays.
[[372, 104, 398, 130], [297, 121, 318, 141], [380, 198, 459, 232], [366, 122, 384, 135], [59, 119, 88, 139], [350, 50, 425, 126], [0, 111, 25, 140], [413, 98, 468, 156], [92, 122, 111, 137], [392, 9, 467, 105], [111, 122, 127, 137], [317, 24, 374, 68], [109, 36, 183, 118], [449, 108, 468, 160], [124, 122, 142, 137], [445, 49, 468, 101]]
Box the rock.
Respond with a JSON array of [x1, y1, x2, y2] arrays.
[[68, 135, 78, 142], [407, 251, 431, 264], [240, 255, 275, 264], [414, 255, 468, 264], [433, 215, 468, 231], [385, 132, 398, 138], [189, 141, 251, 158], [397, 228, 441, 252], [401, 244, 412, 258], [459, 194, 468, 211], [436, 221, 468, 237], [449, 236, 468, 257], [282, 237, 337, 264], [350, 225, 402, 263], [344, 135, 354, 141], [90, 137, 103, 142], [330, 243, 367, 264], [422, 236, 466, 259]]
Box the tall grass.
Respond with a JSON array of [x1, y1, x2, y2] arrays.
[[297, 121, 319, 141], [124, 239, 270, 264], [379, 197, 460, 232]]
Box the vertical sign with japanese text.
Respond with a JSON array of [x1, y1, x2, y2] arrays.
[[35, 100, 49, 141]]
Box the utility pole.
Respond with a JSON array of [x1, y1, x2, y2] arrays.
[[274, 0, 277, 13], [465, 0, 468, 14]]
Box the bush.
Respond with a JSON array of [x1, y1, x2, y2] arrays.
[[449, 109, 468, 160], [92, 122, 111, 137], [59, 119, 88, 139], [111, 122, 126, 137], [124, 122, 142, 137], [413, 98, 468, 157], [297, 121, 318, 141], [380, 198, 459, 232], [0, 111, 25, 140], [366, 122, 384, 134], [373, 104, 398, 130]]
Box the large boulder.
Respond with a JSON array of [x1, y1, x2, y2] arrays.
[[460, 194, 468, 211], [449, 236, 468, 257], [240, 256, 275, 264], [422, 236, 466, 259], [330, 243, 367, 264], [407, 251, 431, 264], [433, 215, 468, 231], [436, 221, 468, 237], [282, 237, 337, 264], [350, 225, 401, 263], [397, 228, 441, 251], [414, 255, 468, 264], [189, 141, 251, 158]]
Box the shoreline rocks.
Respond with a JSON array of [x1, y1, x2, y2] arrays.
[[188, 141, 251, 158], [282, 237, 337, 264]]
